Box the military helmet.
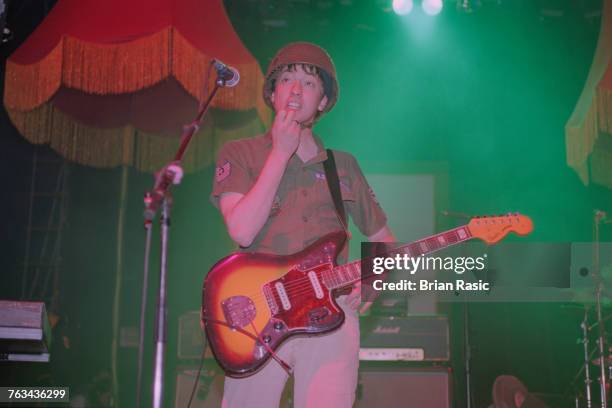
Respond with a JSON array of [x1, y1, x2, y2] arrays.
[[263, 42, 338, 114]]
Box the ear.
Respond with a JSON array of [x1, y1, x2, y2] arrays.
[[514, 391, 526, 408], [318, 94, 328, 112]]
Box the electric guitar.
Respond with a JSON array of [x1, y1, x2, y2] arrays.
[[201, 214, 533, 377]]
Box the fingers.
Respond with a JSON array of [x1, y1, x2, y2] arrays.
[[285, 109, 295, 122], [345, 282, 373, 315], [274, 110, 299, 129], [346, 296, 360, 311], [359, 301, 373, 315], [285, 111, 301, 131], [271, 109, 301, 157], [345, 284, 361, 311], [278, 110, 300, 134], [276, 109, 294, 121]]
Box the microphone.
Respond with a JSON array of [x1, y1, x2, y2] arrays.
[[213, 59, 240, 87]]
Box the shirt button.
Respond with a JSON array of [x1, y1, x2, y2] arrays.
[[302, 216, 308, 223]]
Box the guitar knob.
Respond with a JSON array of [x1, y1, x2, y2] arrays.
[[263, 335, 272, 343], [274, 322, 283, 331]]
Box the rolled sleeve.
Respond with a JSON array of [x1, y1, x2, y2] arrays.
[[210, 142, 252, 208]]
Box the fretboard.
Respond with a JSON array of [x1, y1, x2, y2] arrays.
[[321, 225, 473, 290]]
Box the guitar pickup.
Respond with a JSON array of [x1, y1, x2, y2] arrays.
[[263, 284, 279, 315]]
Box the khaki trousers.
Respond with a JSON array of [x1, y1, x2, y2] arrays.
[[221, 303, 359, 408]]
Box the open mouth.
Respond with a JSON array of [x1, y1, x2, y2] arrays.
[[287, 101, 301, 110]]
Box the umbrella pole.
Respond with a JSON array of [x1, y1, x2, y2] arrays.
[[112, 165, 129, 407]]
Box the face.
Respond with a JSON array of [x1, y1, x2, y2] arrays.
[[270, 65, 328, 125]]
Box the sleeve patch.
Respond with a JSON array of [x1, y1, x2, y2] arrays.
[[215, 161, 231, 182]]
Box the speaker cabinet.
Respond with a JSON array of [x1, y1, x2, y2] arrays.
[[355, 366, 452, 408], [174, 366, 223, 408], [175, 365, 451, 407], [174, 366, 293, 407]]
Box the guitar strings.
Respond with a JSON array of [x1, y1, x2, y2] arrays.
[[263, 259, 377, 305], [220, 225, 478, 308], [228, 269, 359, 308], [258, 230, 473, 303]]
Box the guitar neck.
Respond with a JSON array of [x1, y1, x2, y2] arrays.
[[323, 225, 474, 290]]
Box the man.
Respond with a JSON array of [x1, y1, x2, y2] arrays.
[[489, 375, 549, 408], [211, 42, 395, 408]]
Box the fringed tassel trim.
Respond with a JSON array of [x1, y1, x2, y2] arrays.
[[565, 96, 599, 185], [5, 26, 271, 126], [8, 103, 265, 173], [597, 85, 612, 135]]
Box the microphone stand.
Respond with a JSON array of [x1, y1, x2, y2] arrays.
[[582, 309, 593, 408], [593, 210, 609, 408], [135, 65, 230, 408], [440, 210, 473, 408]]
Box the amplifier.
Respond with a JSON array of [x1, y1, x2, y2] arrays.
[[356, 367, 452, 408], [0, 300, 51, 362], [174, 365, 223, 408], [178, 310, 205, 359], [359, 315, 449, 361], [174, 365, 293, 408]]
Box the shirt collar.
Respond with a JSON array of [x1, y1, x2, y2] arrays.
[[263, 132, 329, 166]]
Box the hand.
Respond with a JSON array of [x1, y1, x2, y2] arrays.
[[154, 161, 184, 188], [271, 109, 301, 158], [345, 281, 373, 315]]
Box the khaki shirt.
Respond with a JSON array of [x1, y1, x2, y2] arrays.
[[211, 133, 387, 259]]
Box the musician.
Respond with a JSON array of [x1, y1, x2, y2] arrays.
[[211, 42, 395, 408], [489, 375, 549, 408]]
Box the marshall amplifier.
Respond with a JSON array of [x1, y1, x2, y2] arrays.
[[359, 315, 449, 362]]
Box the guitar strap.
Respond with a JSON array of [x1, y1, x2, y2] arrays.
[[323, 149, 349, 233]]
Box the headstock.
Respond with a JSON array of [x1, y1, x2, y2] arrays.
[[468, 213, 533, 244]]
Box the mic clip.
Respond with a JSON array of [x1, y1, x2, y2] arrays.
[[213, 59, 240, 88]]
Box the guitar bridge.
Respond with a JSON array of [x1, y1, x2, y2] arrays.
[[221, 296, 256, 328]]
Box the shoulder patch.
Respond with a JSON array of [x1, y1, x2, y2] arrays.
[[215, 161, 231, 182]]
